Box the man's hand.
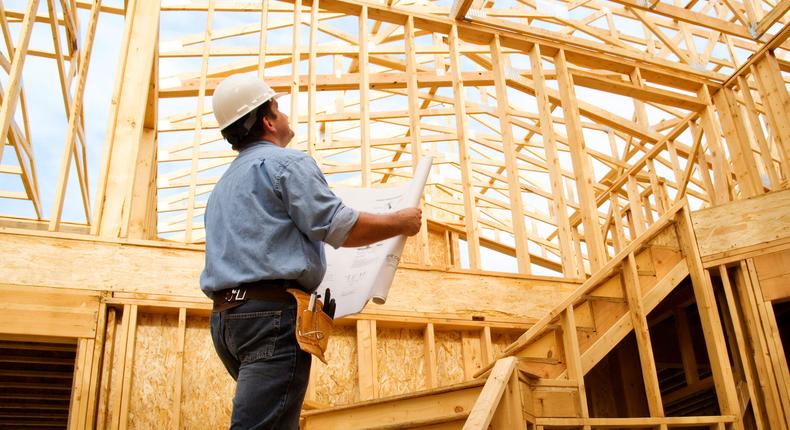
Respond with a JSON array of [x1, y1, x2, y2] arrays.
[[394, 208, 422, 236], [342, 208, 423, 247]]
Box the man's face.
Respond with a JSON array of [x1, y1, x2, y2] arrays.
[[269, 99, 295, 147]]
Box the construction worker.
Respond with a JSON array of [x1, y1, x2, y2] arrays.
[[200, 74, 422, 430]]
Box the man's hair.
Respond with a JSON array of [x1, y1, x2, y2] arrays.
[[221, 100, 277, 151]]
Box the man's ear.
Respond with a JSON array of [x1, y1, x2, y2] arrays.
[[261, 115, 275, 133]]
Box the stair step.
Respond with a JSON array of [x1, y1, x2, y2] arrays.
[[302, 380, 484, 430], [365, 411, 468, 430]]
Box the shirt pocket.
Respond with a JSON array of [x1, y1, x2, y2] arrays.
[[224, 310, 281, 364]]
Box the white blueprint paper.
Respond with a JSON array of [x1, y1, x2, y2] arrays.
[[319, 156, 433, 318]]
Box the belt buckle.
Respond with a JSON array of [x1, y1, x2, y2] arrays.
[[225, 288, 247, 302]]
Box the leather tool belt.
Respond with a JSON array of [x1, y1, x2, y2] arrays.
[[286, 288, 334, 364], [211, 280, 295, 313], [211, 280, 334, 364]]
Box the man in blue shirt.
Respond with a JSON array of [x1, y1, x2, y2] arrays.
[[201, 74, 422, 429]]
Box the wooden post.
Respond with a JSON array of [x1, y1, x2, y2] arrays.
[[290, 0, 301, 135], [560, 306, 590, 421], [84, 301, 108, 430], [529, 43, 574, 277], [424, 322, 438, 389], [490, 34, 530, 274], [405, 16, 430, 266], [307, 0, 319, 157], [622, 253, 664, 417], [91, 0, 160, 239], [554, 49, 606, 271], [96, 308, 117, 430], [359, 5, 370, 186], [183, 0, 214, 243], [357, 319, 379, 400], [172, 308, 187, 429], [448, 24, 481, 269]]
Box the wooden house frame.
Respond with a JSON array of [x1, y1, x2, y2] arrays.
[[0, 0, 787, 427]]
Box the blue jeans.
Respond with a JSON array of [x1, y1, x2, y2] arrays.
[[210, 299, 312, 430]]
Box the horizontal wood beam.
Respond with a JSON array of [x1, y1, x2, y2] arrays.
[[0, 228, 580, 320]]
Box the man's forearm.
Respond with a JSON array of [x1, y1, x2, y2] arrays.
[[342, 212, 407, 247]]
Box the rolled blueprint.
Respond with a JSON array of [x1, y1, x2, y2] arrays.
[[320, 156, 433, 318]]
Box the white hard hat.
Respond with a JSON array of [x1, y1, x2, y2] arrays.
[[212, 74, 281, 130]]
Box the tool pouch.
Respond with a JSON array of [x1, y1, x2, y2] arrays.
[[287, 288, 333, 364]]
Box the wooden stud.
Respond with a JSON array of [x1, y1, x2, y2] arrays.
[[359, 5, 370, 186], [256, 0, 268, 78], [622, 253, 664, 417], [357, 319, 379, 400], [117, 304, 137, 430], [424, 322, 438, 389], [172, 307, 187, 429], [554, 49, 606, 271], [95, 308, 116, 430], [674, 306, 699, 386], [405, 16, 430, 267], [491, 34, 530, 274], [448, 24, 481, 269], [560, 306, 590, 420], [717, 265, 766, 429], [290, 0, 301, 135], [183, 0, 214, 243], [530, 45, 575, 276], [627, 174, 646, 238], [307, 0, 319, 157], [91, 0, 161, 239], [84, 301, 108, 430]]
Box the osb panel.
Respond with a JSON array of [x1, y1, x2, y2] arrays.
[[128, 313, 178, 429], [377, 328, 425, 398], [691, 188, 790, 258], [401, 228, 450, 268], [181, 316, 234, 429], [435, 331, 464, 386], [311, 325, 358, 406], [427, 228, 450, 268], [491, 331, 520, 360]]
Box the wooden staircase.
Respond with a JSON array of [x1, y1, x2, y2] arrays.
[[301, 201, 743, 429]]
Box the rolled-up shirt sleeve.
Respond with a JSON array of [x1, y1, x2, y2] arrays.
[[276, 155, 359, 248]]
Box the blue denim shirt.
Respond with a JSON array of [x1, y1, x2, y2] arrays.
[[200, 141, 359, 298]]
